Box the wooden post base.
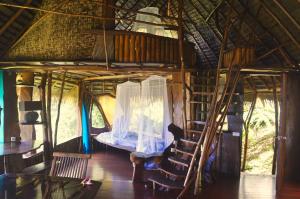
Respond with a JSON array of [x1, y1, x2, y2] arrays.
[[130, 153, 145, 183]]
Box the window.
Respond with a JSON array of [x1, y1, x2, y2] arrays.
[[91, 103, 105, 129]]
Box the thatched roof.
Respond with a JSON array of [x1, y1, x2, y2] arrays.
[[0, 0, 299, 69]]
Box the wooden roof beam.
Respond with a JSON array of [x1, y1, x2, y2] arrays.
[[225, 0, 281, 63], [225, 0, 295, 65], [272, 0, 300, 31], [188, 0, 223, 42], [261, 0, 300, 50], [182, 23, 214, 68], [0, 0, 32, 36]]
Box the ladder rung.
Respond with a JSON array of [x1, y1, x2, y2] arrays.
[[180, 138, 198, 145], [168, 156, 190, 167], [192, 92, 240, 96], [187, 120, 206, 125], [172, 147, 194, 157], [148, 173, 184, 190], [158, 164, 187, 178], [189, 101, 211, 104], [186, 129, 202, 134]]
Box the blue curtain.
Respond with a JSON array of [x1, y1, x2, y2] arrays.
[[81, 102, 90, 153]]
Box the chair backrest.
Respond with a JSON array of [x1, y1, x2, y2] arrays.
[[49, 152, 91, 179]]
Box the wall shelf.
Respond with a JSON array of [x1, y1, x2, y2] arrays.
[[20, 121, 43, 125]]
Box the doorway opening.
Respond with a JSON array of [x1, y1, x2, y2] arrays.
[[241, 77, 280, 176]]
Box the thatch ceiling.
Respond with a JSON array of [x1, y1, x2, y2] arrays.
[[0, 0, 299, 69]]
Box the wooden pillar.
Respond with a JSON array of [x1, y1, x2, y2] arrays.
[[178, 0, 187, 134], [278, 72, 300, 184], [40, 73, 51, 163], [17, 72, 35, 140], [3, 72, 20, 142]]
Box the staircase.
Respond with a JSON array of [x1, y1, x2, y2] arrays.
[[148, 67, 241, 198], [148, 71, 216, 189], [148, 12, 246, 197]]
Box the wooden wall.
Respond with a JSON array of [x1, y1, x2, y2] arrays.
[[217, 82, 243, 177], [3, 72, 20, 142], [283, 72, 300, 182]]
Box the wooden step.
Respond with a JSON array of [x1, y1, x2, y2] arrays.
[[168, 156, 190, 167], [173, 146, 194, 157], [158, 163, 187, 178], [192, 91, 240, 96], [189, 101, 211, 104], [187, 120, 206, 125], [148, 173, 184, 190], [180, 137, 199, 145]]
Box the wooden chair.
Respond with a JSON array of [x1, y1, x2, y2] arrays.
[[49, 152, 91, 179]]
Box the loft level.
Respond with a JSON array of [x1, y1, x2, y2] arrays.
[[2, 31, 197, 69]]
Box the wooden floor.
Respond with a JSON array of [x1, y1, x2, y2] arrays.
[[86, 147, 297, 199]]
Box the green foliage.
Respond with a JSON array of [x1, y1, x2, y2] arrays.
[[91, 103, 105, 128], [242, 98, 275, 174]]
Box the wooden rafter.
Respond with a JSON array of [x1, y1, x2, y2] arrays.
[[182, 8, 218, 60], [224, 0, 285, 65], [0, 2, 176, 29], [0, 0, 32, 37], [183, 23, 214, 67], [261, 0, 300, 50], [272, 0, 300, 31], [233, 0, 296, 65], [188, 0, 223, 42]]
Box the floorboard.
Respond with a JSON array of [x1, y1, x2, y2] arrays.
[[86, 147, 297, 199]]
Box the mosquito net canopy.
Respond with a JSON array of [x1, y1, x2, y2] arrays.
[[95, 76, 173, 156], [136, 75, 173, 154], [132, 7, 178, 38]]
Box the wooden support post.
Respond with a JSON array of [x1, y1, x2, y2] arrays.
[[54, 72, 66, 148], [276, 73, 287, 192], [241, 91, 257, 171], [130, 153, 145, 183], [272, 77, 279, 175], [46, 73, 53, 148], [40, 73, 51, 163], [77, 82, 84, 152], [178, 0, 187, 134]]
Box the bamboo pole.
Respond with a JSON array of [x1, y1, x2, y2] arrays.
[[183, 14, 232, 188], [178, 0, 187, 135], [241, 91, 257, 171], [272, 76, 279, 174], [102, 22, 109, 70], [54, 72, 66, 147], [39, 73, 51, 163], [194, 12, 245, 193], [47, 72, 53, 148]]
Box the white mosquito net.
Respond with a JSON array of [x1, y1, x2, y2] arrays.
[[132, 7, 178, 38], [110, 81, 141, 148], [136, 75, 173, 154], [96, 76, 173, 155]]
